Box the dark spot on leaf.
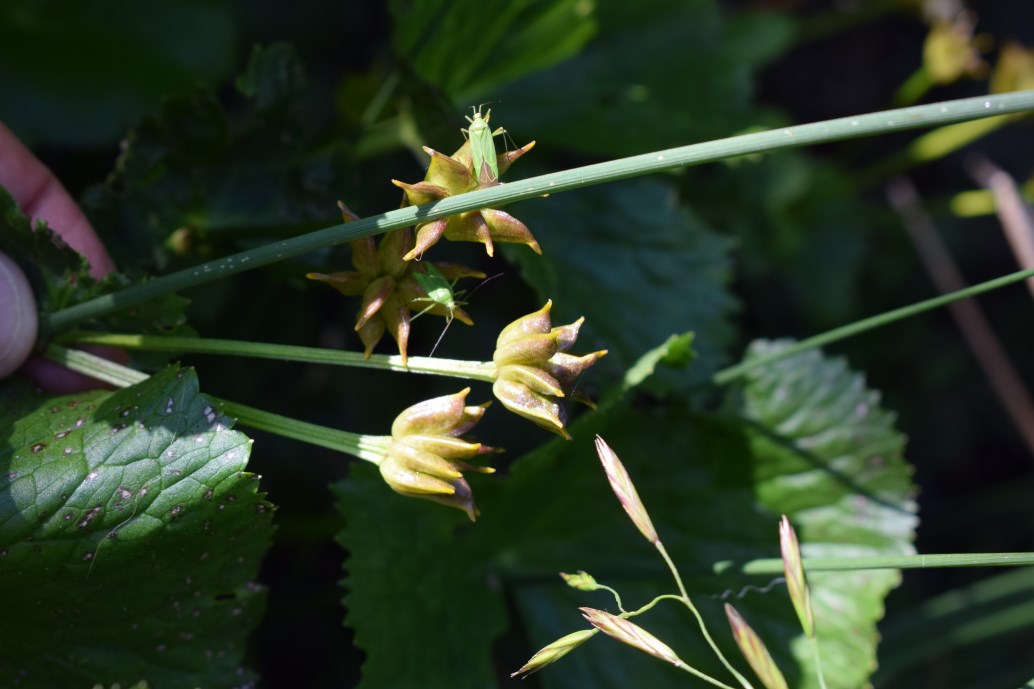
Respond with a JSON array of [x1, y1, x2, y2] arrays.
[[81, 551, 94, 561], [110, 423, 127, 434], [31, 443, 45, 453], [203, 489, 214, 500], [169, 505, 184, 519], [77, 506, 102, 528], [63, 512, 74, 521], [55, 430, 70, 439]]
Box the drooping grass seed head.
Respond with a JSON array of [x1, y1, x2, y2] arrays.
[[595, 436, 658, 545], [779, 515, 815, 639], [511, 629, 595, 679], [580, 608, 686, 670], [725, 603, 790, 689]]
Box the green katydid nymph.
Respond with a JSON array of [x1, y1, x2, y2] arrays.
[[462, 105, 509, 187], [410, 264, 498, 356]]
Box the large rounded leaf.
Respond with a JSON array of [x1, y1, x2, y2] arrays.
[[0, 367, 274, 689]]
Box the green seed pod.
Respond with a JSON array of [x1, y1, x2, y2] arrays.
[[491, 302, 607, 439], [378, 389, 496, 520]]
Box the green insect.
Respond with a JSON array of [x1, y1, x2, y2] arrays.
[[462, 105, 509, 187], [410, 264, 471, 356], [410, 264, 499, 356]]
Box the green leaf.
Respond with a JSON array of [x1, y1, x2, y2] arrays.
[[619, 333, 695, 393], [338, 337, 915, 689], [0, 0, 237, 148], [487, 0, 795, 156], [0, 367, 274, 689], [686, 151, 876, 331], [333, 465, 505, 688], [0, 185, 93, 312], [734, 340, 917, 688], [506, 178, 735, 389], [82, 43, 352, 273], [0, 187, 192, 362], [390, 0, 597, 104], [235, 43, 307, 113]]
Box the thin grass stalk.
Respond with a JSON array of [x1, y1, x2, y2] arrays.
[[40, 91, 1034, 336]]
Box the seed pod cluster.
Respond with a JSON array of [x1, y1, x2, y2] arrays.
[[392, 136, 541, 260], [307, 204, 482, 363], [492, 301, 607, 439], [378, 388, 496, 520]]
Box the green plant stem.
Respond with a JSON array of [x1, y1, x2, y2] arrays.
[[623, 593, 686, 619], [656, 541, 756, 689], [45, 343, 148, 387], [39, 91, 1034, 336], [616, 591, 740, 686], [809, 636, 829, 689], [598, 585, 626, 614], [216, 399, 388, 463], [58, 331, 498, 382], [712, 265, 1034, 385], [39, 348, 1034, 575], [712, 552, 1034, 576], [43, 344, 389, 463]]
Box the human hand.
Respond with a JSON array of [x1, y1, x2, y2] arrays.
[[0, 121, 116, 388]]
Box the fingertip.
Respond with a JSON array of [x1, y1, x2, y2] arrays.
[[0, 250, 39, 378], [0, 120, 115, 279]]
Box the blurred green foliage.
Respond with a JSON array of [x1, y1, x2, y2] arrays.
[[1, 0, 1032, 687]]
